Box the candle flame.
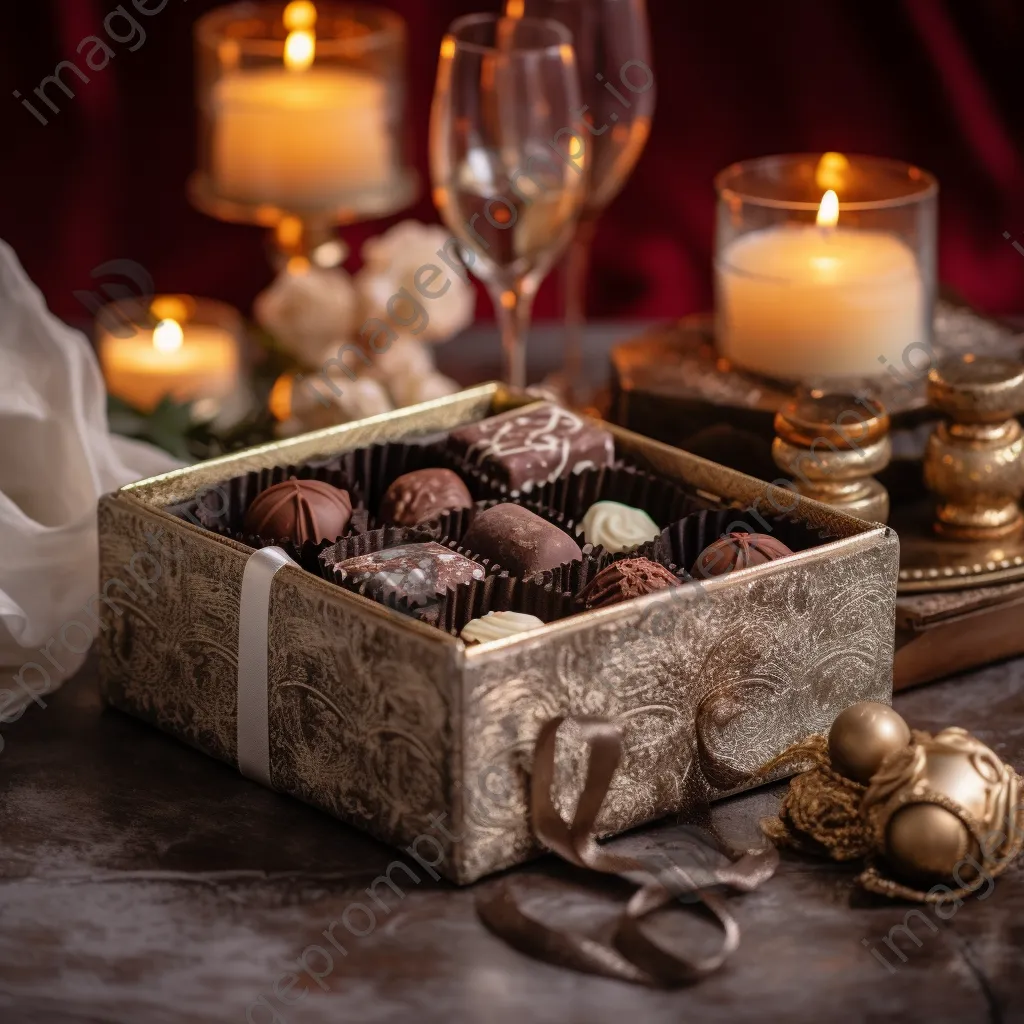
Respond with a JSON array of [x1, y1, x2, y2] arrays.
[[815, 151, 849, 192], [150, 295, 191, 322], [269, 373, 295, 422], [285, 28, 315, 70], [505, 0, 525, 17], [153, 319, 184, 353], [284, 1, 317, 30], [817, 190, 840, 228]]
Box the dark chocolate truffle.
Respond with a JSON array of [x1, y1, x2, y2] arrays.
[[335, 542, 485, 608], [691, 532, 793, 579], [461, 504, 582, 578], [577, 558, 680, 611], [243, 479, 352, 545], [379, 468, 473, 526], [449, 402, 614, 493]]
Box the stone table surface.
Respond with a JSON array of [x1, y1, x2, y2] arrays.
[[1, 655, 1023, 1024]]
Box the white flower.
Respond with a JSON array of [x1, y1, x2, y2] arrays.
[[255, 265, 359, 369], [389, 371, 461, 408], [355, 220, 475, 345], [370, 337, 436, 383], [283, 373, 393, 434]]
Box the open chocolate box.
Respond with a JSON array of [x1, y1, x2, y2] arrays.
[[97, 384, 898, 883]]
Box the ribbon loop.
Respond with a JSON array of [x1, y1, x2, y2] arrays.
[[477, 713, 779, 987]]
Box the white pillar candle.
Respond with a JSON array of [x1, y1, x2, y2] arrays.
[[716, 191, 926, 380], [211, 67, 392, 210], [98, 301, 241, 412]]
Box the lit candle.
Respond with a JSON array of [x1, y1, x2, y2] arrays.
[[209, 2, 392, 210], [716, 185, 927, 381], [97, 296, 242, 411]]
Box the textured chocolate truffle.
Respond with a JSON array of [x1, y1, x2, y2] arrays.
[[379, 468, 473, 526], [449, 402, 614, 493], [243, 479, 352, 545], [335, 542, 484, 607], [461, 504, 582, 578], [577, 557, 681, 611], [692, 532, 793, 579]]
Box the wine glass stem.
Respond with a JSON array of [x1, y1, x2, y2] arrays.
[[492, 284, 535, 390], [563, 216, 598, 405]]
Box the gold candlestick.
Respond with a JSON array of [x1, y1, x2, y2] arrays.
[[923, 356, 1024, 540], [772, 392, 891, 523]]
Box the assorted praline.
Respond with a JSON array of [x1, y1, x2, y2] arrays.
[[691, 532, 793, 579], [460, 611, 545, 645], [237, 408, 805, 633], [242, 479, 352, 546], [461, 503, 583, 578], [379, 468, 473, 526], [578, 500, 660, 554], [448, 401, 614, 493], [334, 542, 484, 607], [577, 558, 681, 611]]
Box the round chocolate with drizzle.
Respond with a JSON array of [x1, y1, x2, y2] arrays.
[[579, 500, 660, 553], [691, 532, 793, 579], [577, 557, 680, 611], [461, 504, 582, 578], [243, 479, 352, 545], [379, 468, 473, 526]]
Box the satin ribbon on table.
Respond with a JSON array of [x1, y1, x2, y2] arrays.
[[476, 716, 779, 986], [236, 545, 296, 787]]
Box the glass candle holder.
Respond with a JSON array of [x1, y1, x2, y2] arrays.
[[191, 2, 417, 232], [96, 295, 244, 413], [714, 153, 938, 382]]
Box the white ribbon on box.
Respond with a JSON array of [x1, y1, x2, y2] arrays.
[[236, 545, 296, 787]]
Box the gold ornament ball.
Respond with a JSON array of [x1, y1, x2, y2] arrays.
[[885, 804, 977, 886], [828, 701, 911, 784]]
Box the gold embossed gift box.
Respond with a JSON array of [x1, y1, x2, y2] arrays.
[[97, 384, 898, 884]]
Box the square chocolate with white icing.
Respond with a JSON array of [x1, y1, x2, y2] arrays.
[[334, 542, 485, 610], [448, 402, 614, 493]]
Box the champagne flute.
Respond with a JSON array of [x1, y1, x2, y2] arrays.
[[430, 14, 587, 389], [506, 0, 655, 401]]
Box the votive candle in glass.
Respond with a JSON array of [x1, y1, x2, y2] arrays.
[[714, 153, 938, 381]]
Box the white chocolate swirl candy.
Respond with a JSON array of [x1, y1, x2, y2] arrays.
[[460, 611, 545, 645], [579, 501, 660, 554]]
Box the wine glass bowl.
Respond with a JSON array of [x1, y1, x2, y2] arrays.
[[430, 14, 587, 389]]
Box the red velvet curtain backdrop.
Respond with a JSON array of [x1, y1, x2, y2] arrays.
[[1, 0, 1022, 328]]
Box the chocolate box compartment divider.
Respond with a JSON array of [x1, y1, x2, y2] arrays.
[[97, 383, 899, 884]]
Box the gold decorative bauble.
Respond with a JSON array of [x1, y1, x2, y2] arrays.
[[885, 804, 976, 886], [828, 701, 911, 784], [866, 727, 1019, 890]]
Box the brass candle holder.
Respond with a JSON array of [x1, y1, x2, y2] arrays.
[[891, 355, 1024, 591], [772, 393, 891, 523], [923, 356, 1024, 540], [767, 357, 1024, 593]]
